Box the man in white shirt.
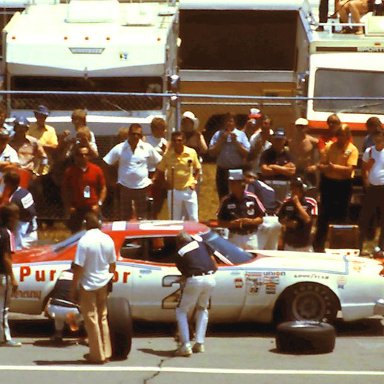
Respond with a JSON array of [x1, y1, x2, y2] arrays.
[[359, 127, 384, 253], [71, 213, 116, 364], [103, 123, 162, 220]]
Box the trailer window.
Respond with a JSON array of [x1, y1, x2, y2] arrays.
[[9, 76, 163, 111], [179, 10, 297, 71], [313, 69, 384, 114]]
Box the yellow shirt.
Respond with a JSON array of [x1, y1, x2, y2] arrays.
[[28, 123, 58, 147], [323, 141, 358, 180], [157, 146, 201, 190]]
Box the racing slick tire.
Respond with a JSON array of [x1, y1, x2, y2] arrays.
[[276, 321, 336, 354], [274, 282, 339, 324], [107, 297, 133, 360]]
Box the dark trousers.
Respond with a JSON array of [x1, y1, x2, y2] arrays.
[[313, 176, 352, 252], [216, 167, 230, 200], [359, 185, 384, 250], [68, 206, 94, 233], [319, 0, 330, 23]]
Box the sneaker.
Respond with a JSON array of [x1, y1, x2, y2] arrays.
[[174, 344, 192, 357], [192, 343, 205, 353], [0, 340, 22, 347]]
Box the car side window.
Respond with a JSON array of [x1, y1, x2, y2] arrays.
[[148, 236, 178, 264], [120, 238, 147, 260]]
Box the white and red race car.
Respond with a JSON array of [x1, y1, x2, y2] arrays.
[[10, 220, 384, 325]]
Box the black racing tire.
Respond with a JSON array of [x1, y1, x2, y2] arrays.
[[274, 282, 339, 324], [276, 320, 336, 354], [107, 297, 133, 360]]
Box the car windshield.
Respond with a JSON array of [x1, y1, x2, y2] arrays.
[[201, 230, 254, 264]]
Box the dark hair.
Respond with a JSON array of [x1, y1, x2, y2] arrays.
[[326, 113, 341, 125], [84, 211, 101, 230], [171, 131, 185, 140], [3, 170, 20, 188], [129, 123, 142, 132], [223, 112, 236, 124], [366, 116, 382, 130], [0, 203, 19, 226], [335, 124, 352, 138]]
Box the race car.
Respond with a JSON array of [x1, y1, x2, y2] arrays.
[[10, 220, 384, 325]]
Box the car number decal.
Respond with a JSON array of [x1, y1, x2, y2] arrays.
[[161, 275, 182, 309]]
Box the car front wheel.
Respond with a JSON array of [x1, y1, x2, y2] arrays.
[[274, 282, 339, 324]]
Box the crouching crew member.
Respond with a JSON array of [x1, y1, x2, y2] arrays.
[[174, 231, 217, 357]]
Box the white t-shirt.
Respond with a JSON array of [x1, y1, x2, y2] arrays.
[[74, 228, 117, 291], [0, 144, 20, 193], [363, 146, 384, 186], [145, 135, 167, 172], [103, 139, 162, 189]]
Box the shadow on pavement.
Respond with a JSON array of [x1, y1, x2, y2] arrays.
[[138, 348, 175, 358]]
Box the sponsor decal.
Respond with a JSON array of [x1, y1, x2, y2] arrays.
[[337, 276, 347, 289], [294, 273, 329, 280], [18, 266, 130, 284], [234, 278, 243, 289], [12, 290, 41, 300]]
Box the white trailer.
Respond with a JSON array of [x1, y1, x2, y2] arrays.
[[307, 12, 384, 141], [2, 0, 178, 135]]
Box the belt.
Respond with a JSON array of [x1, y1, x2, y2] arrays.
[[186, 270, 214, 278]]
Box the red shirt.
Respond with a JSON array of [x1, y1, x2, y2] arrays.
[[62, 162, 106, 208]]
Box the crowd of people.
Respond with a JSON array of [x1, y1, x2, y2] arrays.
[[0, 102, 383, 256]]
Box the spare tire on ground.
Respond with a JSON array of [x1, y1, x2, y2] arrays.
[[276, 320, 335, 354], [107, 297, 133, 360]]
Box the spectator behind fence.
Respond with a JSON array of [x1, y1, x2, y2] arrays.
[[181, 111, 208, 158], [359, 127, 384, 253], [259, 128, 296, 203], [248, 115, 273, 175], [145, 117, 168, 218], [318, 113, 341, 153], [4, 170, 38, 250], [28, 105, 58, 173], [313, 124, 359, 252], [288, 118, 319, 188], [154, 131, 201, 222], [338, 0, 369, 35], [208, 113, 250, 200], [9, 116, 48, 178], [0, 103, 12, 133], [103, 123, 161, 220], [70, 109, 98, 155], [277, 177, 318, 252], [0, 128, 20, 199], [362, 116, 382, 152], [62, 145, 107, 233]]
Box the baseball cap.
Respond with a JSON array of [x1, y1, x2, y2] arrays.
[[228, 169, 244, 181], [182, 111, 199, 130], [271, 128, 286, 139], [295, 118, 309, 126], [34, 105, 50, 116], [13, 116, 30, 128], [248, 108, 262, 119]]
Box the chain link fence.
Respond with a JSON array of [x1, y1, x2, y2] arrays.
[[0, 90, 382, 221]]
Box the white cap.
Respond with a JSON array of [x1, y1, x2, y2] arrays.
[[295, 117, 309, 126], [228, 169, 244, 181], [249, 108, 262, 119], [182, 111, 199, 130]]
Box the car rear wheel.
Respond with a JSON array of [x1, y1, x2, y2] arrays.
[[107, 297, 133, 360], [274, 283, 339, 324], [276, 320, 336, 354]]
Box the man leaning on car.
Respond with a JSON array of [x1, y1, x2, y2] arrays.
[[174, 231, 217, 357]]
